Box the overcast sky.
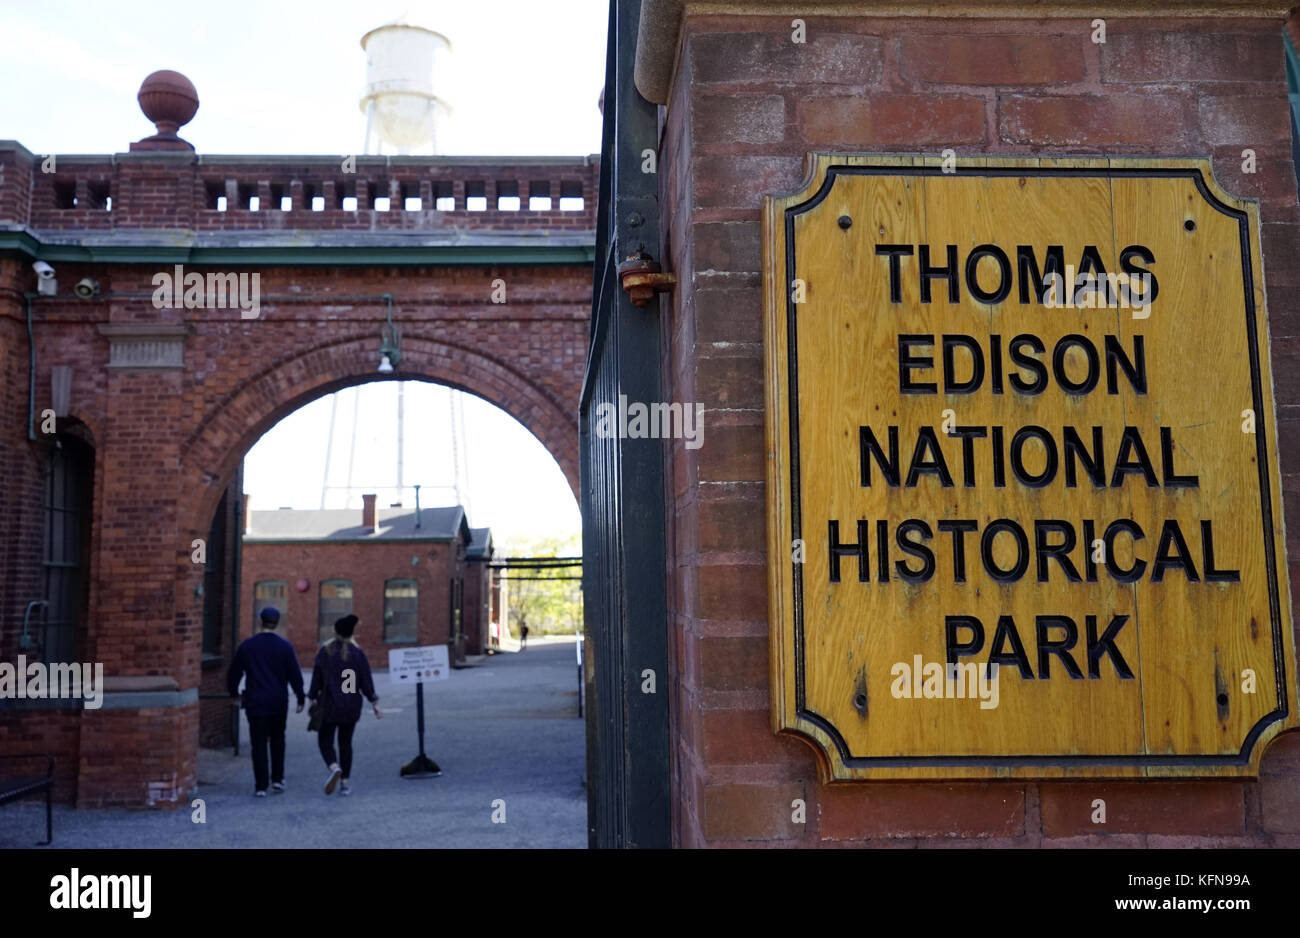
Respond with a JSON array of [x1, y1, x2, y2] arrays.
[[1, 0, 606, 542]]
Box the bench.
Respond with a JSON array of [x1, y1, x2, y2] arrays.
[[0, 754, 53, 845]]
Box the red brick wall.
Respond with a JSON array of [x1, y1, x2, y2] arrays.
[[0, 709, 81, 803], [660, 12, 1300, 846], [239, 538, 464, 670], [463, 560, 491, 656], [75, 704, 198, 809]]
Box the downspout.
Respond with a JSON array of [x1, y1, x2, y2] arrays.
[[230, 493, 243, 757], [25, 292, 36, 440], [231, 493, 243, 655]]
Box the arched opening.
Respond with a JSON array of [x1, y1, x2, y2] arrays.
[[190, 372, 584, 845], [180, 333, 579, 544]]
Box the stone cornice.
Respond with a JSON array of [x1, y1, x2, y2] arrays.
[[635, 0, 1293, 103]]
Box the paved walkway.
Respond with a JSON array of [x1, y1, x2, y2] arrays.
[[2, 637, 586, 849]]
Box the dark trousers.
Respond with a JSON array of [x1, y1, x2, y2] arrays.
[[246, 711, 288, 791], [318, 721, 357, 778]]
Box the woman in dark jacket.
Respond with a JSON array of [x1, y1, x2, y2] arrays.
[[308, 614, 382, 796]]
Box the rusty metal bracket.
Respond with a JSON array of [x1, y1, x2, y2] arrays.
[[618, 251, 676, 306]]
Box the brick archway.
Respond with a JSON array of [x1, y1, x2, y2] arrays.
[[1, 144, 597, 808], [181, 329, 579, 543]]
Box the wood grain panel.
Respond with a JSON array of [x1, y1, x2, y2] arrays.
[[764, 154, 1297, 780]]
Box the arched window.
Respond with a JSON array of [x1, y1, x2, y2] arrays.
[[253, 581, 288, 636], [318, 579, 353, 643], [384, 579, 418, 644], [41, 434, 94, 665]]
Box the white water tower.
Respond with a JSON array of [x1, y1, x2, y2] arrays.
[[360, 21, 451, 155]]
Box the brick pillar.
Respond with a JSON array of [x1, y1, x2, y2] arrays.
[[652, 7, 1300, 847], [115, 153, 198, 228], [78, 326, 197, 808]]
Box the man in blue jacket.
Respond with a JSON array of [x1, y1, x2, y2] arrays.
[[227, 607, 305, 797]]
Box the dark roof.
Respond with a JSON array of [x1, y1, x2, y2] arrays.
[[467, 527, 493, 558], [245, 505, 470, 543]]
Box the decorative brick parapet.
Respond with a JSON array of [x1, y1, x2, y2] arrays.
[[0, 143, 600, 235]]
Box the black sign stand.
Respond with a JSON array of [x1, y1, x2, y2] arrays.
[[400, 681, 442, 778]]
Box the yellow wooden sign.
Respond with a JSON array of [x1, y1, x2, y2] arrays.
[[763, 155, 1298, 779]]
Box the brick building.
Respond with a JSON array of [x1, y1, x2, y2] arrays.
[[0, 79, 594, 805], [240, 495, 476, 669], [463, 526, 507, 656]]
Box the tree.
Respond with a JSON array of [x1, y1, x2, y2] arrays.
[[503, 533, 581, 636]]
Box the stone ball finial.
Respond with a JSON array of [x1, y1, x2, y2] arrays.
[[132, 70, 199, 151]]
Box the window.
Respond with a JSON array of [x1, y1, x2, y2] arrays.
[[384, 579, 418, 644], [41, 435, 93, 665], [253, 580, 288, 637], [318, 579, 353, 643]]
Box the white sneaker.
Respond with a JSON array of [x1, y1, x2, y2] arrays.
[[340, 780, 351, 796], [324, 765, 341, 795], [271, 781, 285, 794]]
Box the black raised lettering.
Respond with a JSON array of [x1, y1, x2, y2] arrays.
[[898, 334, 936, 394], [1160, 426, 1199, 487], [828, 520, 870, 583], [1151, 519, 1199, 582], [1016, 244, 1066, 304], [919, 244, 960, 303], [1086, 614, 1134, 679], [895, 520, 935, 582], [965, 244, 1012, 305], [942, 334, 985, 394], [937, 519, 979, 583], [945, 615, 985, 666], [860, 425, 900, 487], [1104, 334, 1147, 395], [982, 519, 1029, 582], [1036, 615, 1084, 679], [1053, 334, 1100, 395], [1110, 426, 1158, 487], [1035, 520, 1081, 582], [1010, 425, 1059, 487], [949, 426, 987, 487], [1008, 335, 1048, 394], [906, 427, 955, 487], [1103, 519, 1147, 582], [1201, 520, 1240, 583], [1119, 245, 1159, 306], [1063, 426, 1105, 488], [988, 615, 1034, 679]]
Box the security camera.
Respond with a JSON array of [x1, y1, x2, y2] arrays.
[[31, 260, 55, 280], [74, 278, 100, 299]]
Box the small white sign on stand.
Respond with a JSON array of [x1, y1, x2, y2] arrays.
[[388, 645, 450, 684]]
